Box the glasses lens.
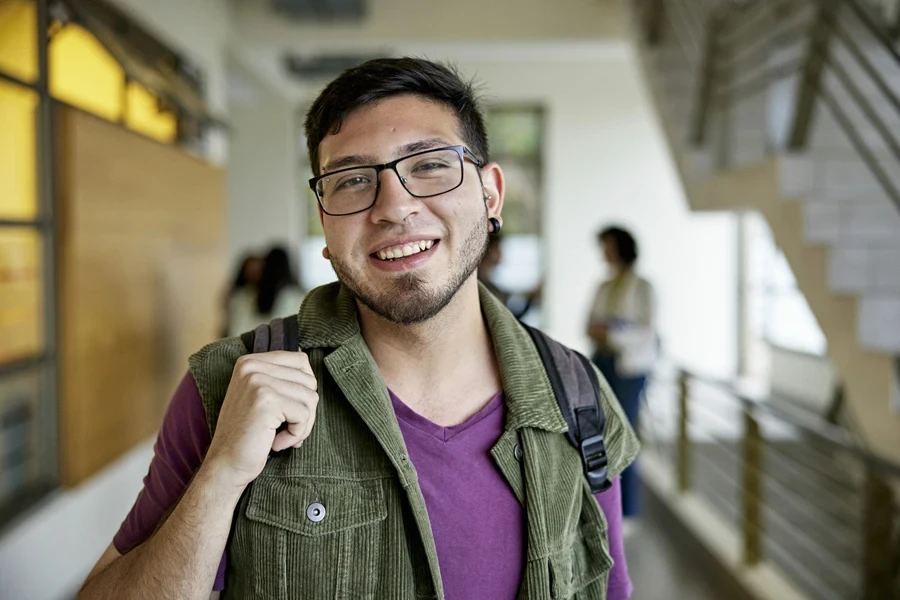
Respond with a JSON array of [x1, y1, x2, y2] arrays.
[[316, 167, 378, 215], [397, 148, 463, 197]]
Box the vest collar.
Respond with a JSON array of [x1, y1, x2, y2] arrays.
[[297, 281, 567, 435]]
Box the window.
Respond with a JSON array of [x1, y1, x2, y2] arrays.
[[0, 0, 55, 528], [742, 212, 827, 378]]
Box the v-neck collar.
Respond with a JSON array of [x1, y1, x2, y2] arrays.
[[389, 389, 505, 442]]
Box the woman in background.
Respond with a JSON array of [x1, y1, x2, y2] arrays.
[[227, 246, 305, 337], [587, 226, 658, 518]]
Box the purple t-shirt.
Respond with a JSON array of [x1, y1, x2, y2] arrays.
[[115, 373, 632, 598]]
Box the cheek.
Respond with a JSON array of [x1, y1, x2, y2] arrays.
[[322, 220, 357, 256]]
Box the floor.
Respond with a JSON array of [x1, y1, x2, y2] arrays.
[[624, 516, 731, 600]]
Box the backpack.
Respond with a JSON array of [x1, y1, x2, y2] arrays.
[[241, 317, 612, 493]]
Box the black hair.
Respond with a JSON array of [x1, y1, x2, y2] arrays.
[[304, 57, 489, 175], [598, 226, 639, 267], [231, 253, 259, 289], [256, 246, 299, 315]]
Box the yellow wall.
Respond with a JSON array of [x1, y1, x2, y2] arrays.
[[0, 0, 37, 82], [0, 6, 177, 364], [48, 24, 177, 143], [0, 81, 38, 220], [125, 82, 177, 143], [0, 228, 42, 364], [50, 25, 124, 122]]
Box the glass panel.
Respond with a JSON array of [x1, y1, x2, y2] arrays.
[[486, 107, 543, 236], [0, 367, 44, 508], [125, 82, 177, 143], [487, 109, 542, 159], [765, 291, 828, 355], [0, 228, 42, 364], [50, 24, 124, 122], [0, 80, 38, 220], [0, 0, 37, 83]]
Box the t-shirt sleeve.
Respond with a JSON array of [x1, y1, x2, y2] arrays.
[[112, 372, 227, 592], [596, 477, 632, 600]]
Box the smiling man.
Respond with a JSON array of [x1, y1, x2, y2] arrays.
[[78, 58, 639, 600]]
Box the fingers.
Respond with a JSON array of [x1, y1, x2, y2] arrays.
[[273, 429, 303, 452], [264, 379, 318, 451], [237, 351, 314, 375]]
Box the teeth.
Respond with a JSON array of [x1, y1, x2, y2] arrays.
[[375, 240, 436, 261]]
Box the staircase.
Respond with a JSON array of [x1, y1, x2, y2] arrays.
[[630, 0, 900, 459]]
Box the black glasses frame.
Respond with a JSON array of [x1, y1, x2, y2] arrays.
[[308, 144, 484, 216]]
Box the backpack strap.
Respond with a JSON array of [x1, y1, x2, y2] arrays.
[[523, 323, 612, 494], [240, 315, 301, 353]]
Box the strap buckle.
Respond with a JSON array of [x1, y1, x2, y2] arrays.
[[580, 434, 612, 493]]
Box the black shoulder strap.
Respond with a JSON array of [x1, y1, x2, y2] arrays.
[[523, 323, 611, 493], [240, 315, 301, 353]]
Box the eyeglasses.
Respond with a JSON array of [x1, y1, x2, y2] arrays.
[[309, 145, 484, 216]]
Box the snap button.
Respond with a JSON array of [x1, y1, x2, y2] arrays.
[[514, 444, 523, 462], [306, 502, 326, 523]]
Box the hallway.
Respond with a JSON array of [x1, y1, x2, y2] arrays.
[[625, 507, 736, 599]]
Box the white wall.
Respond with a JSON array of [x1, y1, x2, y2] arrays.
[[233, 0, 625, 48], [0, 442, 154, 600], [226, 57, 302, 265], [446, 51, 740, 377]]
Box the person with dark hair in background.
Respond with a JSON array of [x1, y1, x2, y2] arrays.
[[220, 253, 265, 338], [80, 58, 638, 600], [478, 234, 542, 320], [226, 246, 304, 337], [587, 226, 658, 519]]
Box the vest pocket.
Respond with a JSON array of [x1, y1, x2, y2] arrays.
[[242, 475, 389, 599], [548, 531, 613, 599]]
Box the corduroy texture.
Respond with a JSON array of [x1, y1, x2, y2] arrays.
[[189, 282, 640, 599]]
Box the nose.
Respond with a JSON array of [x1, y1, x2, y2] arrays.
[[368, 167, 423, 225]]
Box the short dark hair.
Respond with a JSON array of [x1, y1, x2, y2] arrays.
[[598, 226, 638, 267], [304, 57, 489, 175]]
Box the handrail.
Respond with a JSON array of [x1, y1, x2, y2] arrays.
[[830, 20, 900, 118], [842, 0, 900, 64], [681, 368, 900, 479]]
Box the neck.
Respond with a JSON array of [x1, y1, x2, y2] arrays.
[[358, 276, 501, 424]]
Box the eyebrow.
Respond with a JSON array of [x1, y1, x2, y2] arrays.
[[321, 138, 454, 173]]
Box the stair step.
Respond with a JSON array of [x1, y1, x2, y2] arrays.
[[859, 296, 900, 352], [829, 245, 900, 294]]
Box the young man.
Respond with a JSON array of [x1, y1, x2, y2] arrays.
[[78, 58, 639, 600]]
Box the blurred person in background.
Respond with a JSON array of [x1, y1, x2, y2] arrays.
[[220, 253, 264, 337], [587, 226, 658, 518], [79, 58, 638, 600], [478, 234, 542, 319], [226, 246, 305, 337]]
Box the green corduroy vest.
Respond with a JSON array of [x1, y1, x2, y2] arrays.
[[189, 282, 639, 599]]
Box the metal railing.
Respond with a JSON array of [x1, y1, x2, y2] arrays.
[[644, 369, 900, 599]]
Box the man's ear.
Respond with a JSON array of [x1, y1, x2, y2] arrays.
[[480, 162, 505, 218]]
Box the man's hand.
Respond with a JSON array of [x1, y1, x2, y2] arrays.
[[203, 351, 319, 490]]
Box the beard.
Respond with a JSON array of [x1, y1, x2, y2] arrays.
[[329, 209, 490, 326]]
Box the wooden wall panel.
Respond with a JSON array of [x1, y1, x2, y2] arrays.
[[57, 107, 226, 485]]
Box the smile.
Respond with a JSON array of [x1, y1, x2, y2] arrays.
[[374, 240, 436, 261]]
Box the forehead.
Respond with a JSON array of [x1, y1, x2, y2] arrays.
[[317, 95, 463, 166]]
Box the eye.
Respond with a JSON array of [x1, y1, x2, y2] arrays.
[[411, 160, 451, 173], [334, 174, 372, 191]]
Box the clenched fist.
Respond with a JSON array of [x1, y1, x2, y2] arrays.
[[203, 351, 319, 490]]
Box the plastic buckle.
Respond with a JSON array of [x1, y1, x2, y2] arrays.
[[580, 434, 612, 493]]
